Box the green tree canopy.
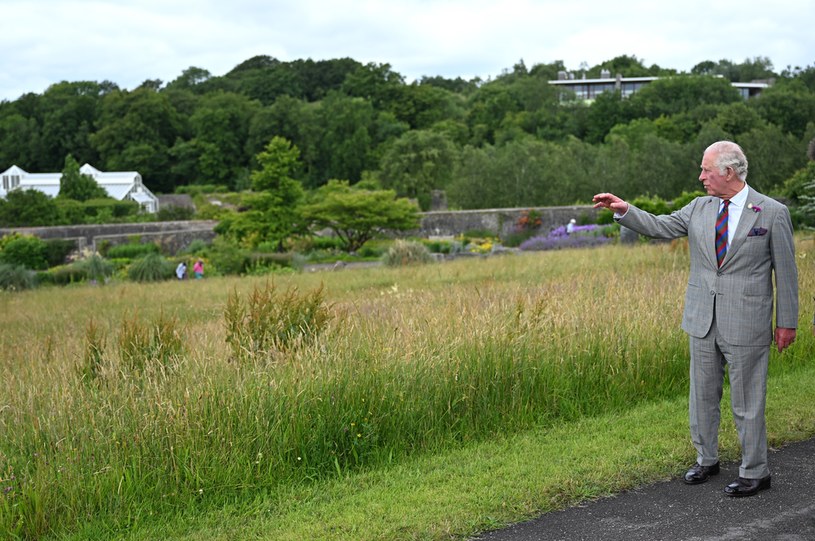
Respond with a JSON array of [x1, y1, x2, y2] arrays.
[[59, 154, 109, 201], [0, 112, 42, 170], [629, 75, 741, 118], [312, 92, 377, 185], [215, 136, 305, 249], [378, 129, 458, 210], [2, 53, 814, 215], [750, 80, 815, 137], [187, 91, 261, 188], [692, 57, 775, 82], [0, 189, 59, 227], [793, 162, 815, 226], [341, 62, 405, 111], [250, 136, 304, 201], [590, 54, 657, 78], [165, 66, 212, 92], [90, 87, 184, 192], [301, 179, 419, 252]]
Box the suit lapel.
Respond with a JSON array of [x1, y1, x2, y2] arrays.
[[703, 197, 720, 267]]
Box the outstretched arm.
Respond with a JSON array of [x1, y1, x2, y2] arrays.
[[592, 193, 629, 216]]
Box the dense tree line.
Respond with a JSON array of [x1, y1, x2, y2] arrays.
[[1, 54, 814, 211]]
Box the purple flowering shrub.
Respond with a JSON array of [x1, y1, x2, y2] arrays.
[[519, 224, 610, 251]]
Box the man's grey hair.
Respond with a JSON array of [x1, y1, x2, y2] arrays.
[[706, 141, 748, 181]]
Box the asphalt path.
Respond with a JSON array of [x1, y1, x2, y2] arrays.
[[472, 437, 815, 541]]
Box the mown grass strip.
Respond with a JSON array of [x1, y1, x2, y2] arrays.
[[63, 360, 815, 541]]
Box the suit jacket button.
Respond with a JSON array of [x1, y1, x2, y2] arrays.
[[717, 271, 723, 277], [709, 290, 715, 295]]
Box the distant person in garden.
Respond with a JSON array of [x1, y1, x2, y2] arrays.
[[566, 218, 576, 234], [592, 140, 798, 498], [193, 258, 204, 279], [176, 261, 187, 280]]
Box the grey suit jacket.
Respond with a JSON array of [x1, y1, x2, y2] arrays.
[[617, 189, 798, 346]]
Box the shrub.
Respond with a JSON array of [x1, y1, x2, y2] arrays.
[[157, 205, 195, 221], [0, 189, 60, 227], [289, 235, 343, 255], [175, 184, 229, 195], [84, 198, 140, 219], [192, 203, 231, 220], [55, 198, 140, 224], [356, 241, 388, 258], [244, 261, 297, 277], [595, 208, 615, 224], [55, 198, 86, 225], [241, 252, 295, 277], [462, 228, 496, 238], [43, 263, 87, 286], [382, 240, 434, 267], [422, 239, 454, 253], [501, 231, 533, 248], [250, 252, 293, 269], [631, 195, 670, 215], [76, 255, 115, 283], [782, 161, 815, 203], [207, 238, 251, 276], [106, 242, 159, 260], [127, 253, 175, 282], [670, 190, 706, 211], [0, 263, 37, 291], [180, 239, 209, 255], [0, 234, 48, 270], [790, 206, 813, 229], [44, 239, 77, 267], [310, 235, 347, 251], [514, 209, 542, 232]]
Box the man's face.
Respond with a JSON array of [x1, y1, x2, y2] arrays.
[[699, 151, 730, 197]]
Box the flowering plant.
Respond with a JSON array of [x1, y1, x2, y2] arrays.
[[519, 224, 609, 252], [515, 209, 542, 232], [747, 203, 761, 213]]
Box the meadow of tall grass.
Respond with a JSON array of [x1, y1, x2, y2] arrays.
[[1, 238, 812, 539]]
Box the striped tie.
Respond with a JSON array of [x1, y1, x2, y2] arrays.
[[715, 200, 730, 267]]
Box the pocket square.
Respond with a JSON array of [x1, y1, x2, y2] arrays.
[[748, 227, 768, 237]]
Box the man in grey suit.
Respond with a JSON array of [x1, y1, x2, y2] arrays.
[[593, 141, 798, 497]]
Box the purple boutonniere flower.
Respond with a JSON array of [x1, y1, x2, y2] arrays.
[[747, 203, 761, 213]]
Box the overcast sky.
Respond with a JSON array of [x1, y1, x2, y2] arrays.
[[2, 0, 813, 102]]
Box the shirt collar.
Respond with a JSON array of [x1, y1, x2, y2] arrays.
[[724, 184, 749, 209]]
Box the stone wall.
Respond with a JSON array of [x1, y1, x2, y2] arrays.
[[0, 220, 218, 254], [417, 205, 598, 238], [0, 206, 599, 254]]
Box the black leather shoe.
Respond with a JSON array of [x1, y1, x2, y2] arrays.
[[724, 475, 771, 497], [682, 462, 720, 485]]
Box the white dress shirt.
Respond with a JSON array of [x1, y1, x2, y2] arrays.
[[722, 184, 749, 249]]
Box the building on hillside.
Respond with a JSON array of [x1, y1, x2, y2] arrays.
[[548, 71, 770, 102], [0, 163, 159, 213]]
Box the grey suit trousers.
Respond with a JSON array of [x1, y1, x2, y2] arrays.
[[690, 315, 770, 478]]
